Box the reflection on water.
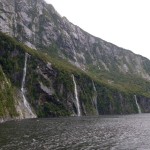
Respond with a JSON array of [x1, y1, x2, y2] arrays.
[[0, 114, 150, 150]]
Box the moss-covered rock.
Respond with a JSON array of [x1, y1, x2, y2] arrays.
[[1, 32, 150, 120], [0, 66, 18, 118]]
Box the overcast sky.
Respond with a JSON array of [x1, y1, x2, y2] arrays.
[[45, 0, 150, 59]]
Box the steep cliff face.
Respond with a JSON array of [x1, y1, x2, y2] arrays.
[[0, 63, 33, 122], [1, 0, 150, 81], [1, 0, 150, 121], [0, 66, 18, 122], [1, 32, 149, 120]]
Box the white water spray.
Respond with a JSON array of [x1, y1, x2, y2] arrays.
[[92, 81, 99, 115], [134, 95, 142, 114], [72, 75, 81, 116], [21, 53, 36, 118]]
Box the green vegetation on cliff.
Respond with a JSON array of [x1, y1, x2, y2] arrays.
[[0, 66, 18, 117], [0, 32, 150, 117]]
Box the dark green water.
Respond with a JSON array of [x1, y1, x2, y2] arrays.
[[0, 114, 150, 150]]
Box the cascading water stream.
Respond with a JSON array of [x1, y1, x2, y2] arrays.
[[72, 75, 81, 116], [92, 81, 99, 115], [21, 53, 36, 118], [134, 95, 142, 114]]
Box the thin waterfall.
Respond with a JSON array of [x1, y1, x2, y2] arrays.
[[72, 75, 81, 116], [92, 81, 99, 115], [21, 53, 36, 118], [134, 95, 142, 114]]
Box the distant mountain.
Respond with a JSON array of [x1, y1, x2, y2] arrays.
[[0, 0, 150, 122]]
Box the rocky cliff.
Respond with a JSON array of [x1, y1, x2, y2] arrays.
[[1, 0, 150, 80], [0, 32, 149, 120], [0, 0, 150, 121]]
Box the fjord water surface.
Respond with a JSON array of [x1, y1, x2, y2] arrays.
[[0, 114, 150, 150]]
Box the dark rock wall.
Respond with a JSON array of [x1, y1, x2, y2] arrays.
[[1, 32, 150, 118]]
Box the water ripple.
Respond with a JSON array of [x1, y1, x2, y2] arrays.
[[0, 114, 150, 149]]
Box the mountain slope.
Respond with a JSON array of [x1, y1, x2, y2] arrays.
[[1, 0, 150, 82], [1, 0, 150, 121], [0, 66, 18, 122], [1, 32, 150, 120], [0, 33, 150, 118]]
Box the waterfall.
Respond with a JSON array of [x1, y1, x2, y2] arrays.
[[21, 53, 36, 118], [134, 95, 142, 114], [72, 75, 81, 116], [92, 81, 99, 115]]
